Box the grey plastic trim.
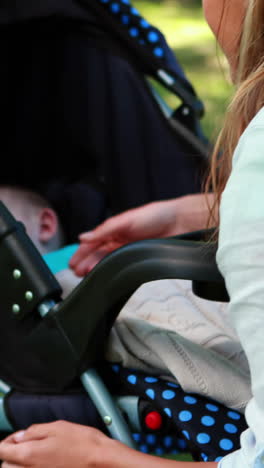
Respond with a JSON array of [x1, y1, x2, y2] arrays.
[[0, 397, 13, 432], [115, 396, 141, 432], [81, 369, 137, 448]]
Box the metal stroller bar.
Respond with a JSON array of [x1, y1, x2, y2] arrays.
[[147, 82, 211, 160], [81, 370, 137, 447]]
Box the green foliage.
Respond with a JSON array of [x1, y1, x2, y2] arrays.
[[150, 451, 193, 461], [134, 0, 233, 141]]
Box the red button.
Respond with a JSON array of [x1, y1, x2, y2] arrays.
[[145, 411, 163, 430]]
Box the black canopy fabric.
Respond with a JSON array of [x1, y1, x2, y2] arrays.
[[2, 2, 208, 242], [0, 0, 95, 24], [1, 0, 204, 115]]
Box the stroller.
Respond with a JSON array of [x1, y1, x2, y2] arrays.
[[0, 1, 247, 462], [2, 0, 209, 244], [0, 202, 248, 463]]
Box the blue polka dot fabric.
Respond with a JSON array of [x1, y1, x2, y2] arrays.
[[132, 432, 188, 457], [79, 0, 189, 82], [103, 363, 248, 462], [96, 0, 166, 59]]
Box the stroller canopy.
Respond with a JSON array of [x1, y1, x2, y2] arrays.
[[2, 0, 208, 240]]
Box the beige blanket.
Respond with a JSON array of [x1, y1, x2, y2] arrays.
[[58, 271, 251, 412]]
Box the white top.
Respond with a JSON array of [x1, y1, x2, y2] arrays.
[[217, 106, 264, 467]]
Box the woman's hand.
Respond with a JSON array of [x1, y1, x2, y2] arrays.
[[69, 193, 215, 277], [0, 421, 218, 468], [0, 421, 114, 468], [69, 199, 178, 276]]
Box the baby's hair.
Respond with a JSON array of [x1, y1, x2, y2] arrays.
[[0, 184, 52, 208], [10, 186, 53, 210], [0, 184, 66, 251]]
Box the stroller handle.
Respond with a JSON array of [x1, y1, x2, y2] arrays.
[[0, 201, 228, 393], [52, 234, 228, 375]]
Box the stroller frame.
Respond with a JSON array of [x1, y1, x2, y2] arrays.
[[0, 201, 229, 449], [0, 4, 248, 461]]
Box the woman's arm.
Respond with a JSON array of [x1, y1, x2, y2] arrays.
[[0, 421, 217, 468], [70, 193, 216, 276]]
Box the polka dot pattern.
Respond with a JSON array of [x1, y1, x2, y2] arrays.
[[201, 415, 215, 427], [129, 27, 139, 37], [219, 439, 234, 451], [162, 390, 176, 400], [97, 0, 166, 60], [111, 364, 120, 373], [227, 411, 241, 420], [197, 433, 211, 444], [140, 19, 149, 28], [127, 374, 137, 384], [106, 363, 247, 461], [121, 14, 130, 25], [146, 434, 157, 445], [224, 423, 238, 434], [182, 430, 190, 440], [166, 382, 179, 388], [147, 31, 159, 43], [110, 2, 120, 13], [154, 447, 165, 455], [184, 396, 197, 405], [177, 438, 187, 450], [153, 47, 164, 58], [164, 408, 172, 418], [145, 377, 158, 383], [145, 388, 155, 399], [130, 6, 140, 15], [139, 444, 148, 453], [179, 410, 192, 422], [206, 403, 219, 412], [132, 432, 186, 456], [163, 436, 173, 448]]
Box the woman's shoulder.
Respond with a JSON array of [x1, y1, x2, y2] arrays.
[[233, 106, 264, 165], [241, 106, 264, 141], [248, 105, 264, 129]]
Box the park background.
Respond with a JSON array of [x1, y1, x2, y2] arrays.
[[134, 0, 233, 143]]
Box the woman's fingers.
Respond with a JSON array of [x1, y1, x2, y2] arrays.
[[14, 424, 52, 442], [79, 211, 129, 244], [0, 426, 44, 447], [0, 440, 32, 466], [72, 244, 121, 276], [69, 241, 102, 268]]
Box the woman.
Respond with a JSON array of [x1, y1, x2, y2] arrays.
[[0, 0, 262, 466]]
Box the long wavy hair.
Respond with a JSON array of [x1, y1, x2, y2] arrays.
[[206, 0, 264, 231]]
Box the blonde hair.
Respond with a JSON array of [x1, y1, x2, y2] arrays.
[[206, 0, 264, 229]]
